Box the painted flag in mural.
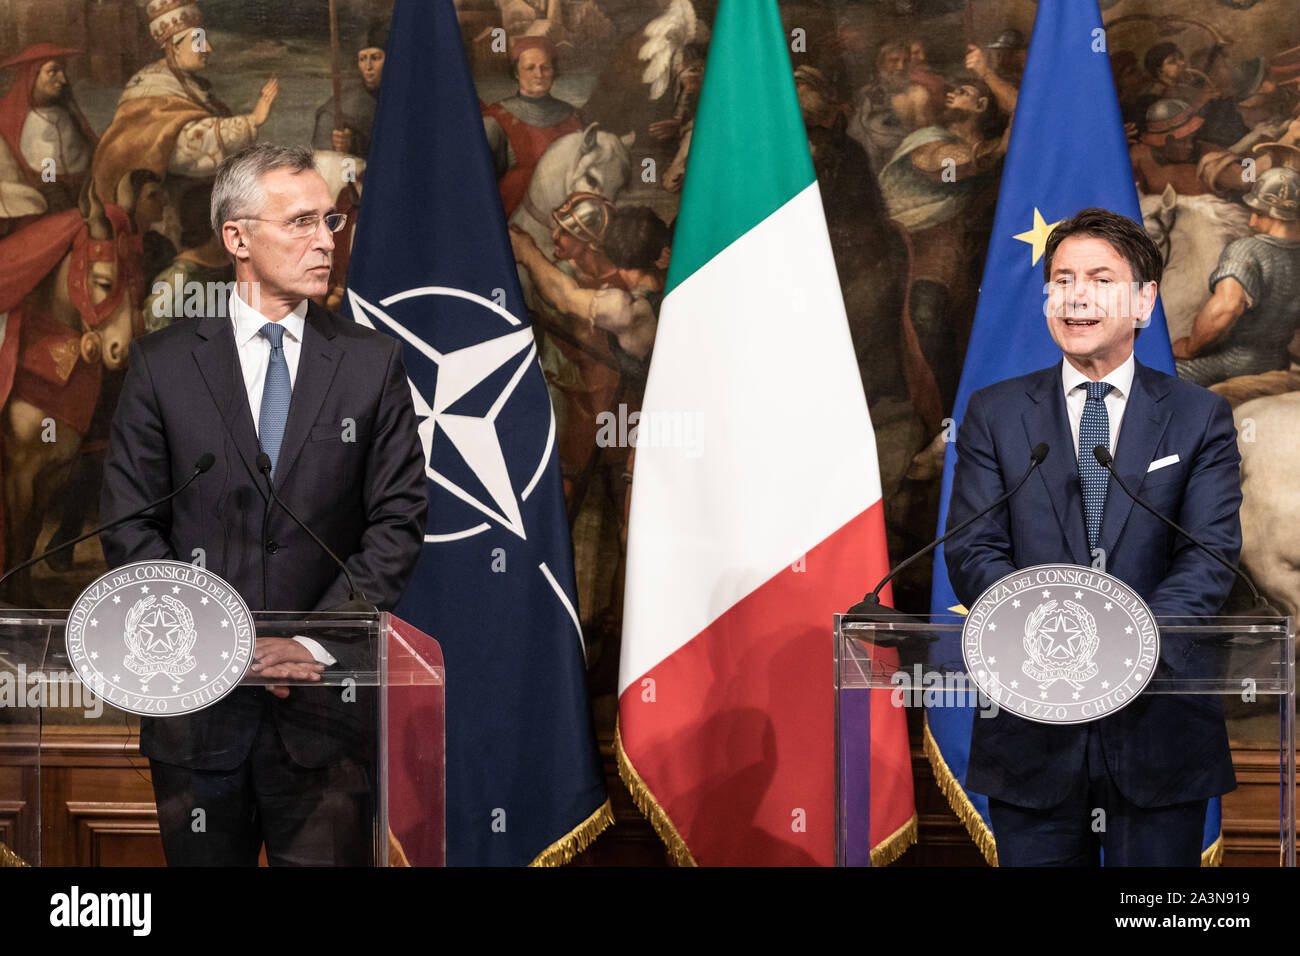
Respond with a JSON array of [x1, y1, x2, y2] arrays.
[[343, 0, 609, 866], [925, 0, 1222, 864], [617, 0, 915, 866]]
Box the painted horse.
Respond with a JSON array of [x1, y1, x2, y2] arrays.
[[0, 190, 141, 603]]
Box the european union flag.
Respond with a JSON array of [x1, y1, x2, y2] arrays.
[[343, 0, 609, 865], [927, 0, 1220, 863]]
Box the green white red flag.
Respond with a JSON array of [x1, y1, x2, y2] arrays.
[[616, 0, 916, 865]]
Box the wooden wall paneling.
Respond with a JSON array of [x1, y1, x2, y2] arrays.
[[38, 725, 162, 867], [12, 723, 1298, 867]]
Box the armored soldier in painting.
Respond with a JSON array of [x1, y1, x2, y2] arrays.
[[1174, 148, 1300, 386], [481, 36, 582, 216]]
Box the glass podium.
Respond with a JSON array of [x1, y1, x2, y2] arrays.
[[0, 610, 444, 866], [835, 612, 1296, 866]]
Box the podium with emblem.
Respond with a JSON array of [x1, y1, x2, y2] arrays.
[[834, 567, 1296, 866], [0, 588, 444, 866]]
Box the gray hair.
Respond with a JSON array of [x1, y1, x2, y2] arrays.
[[210, 143, 316, 234]]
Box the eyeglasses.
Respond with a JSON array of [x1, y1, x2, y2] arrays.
[[242, 213, 348, 239]]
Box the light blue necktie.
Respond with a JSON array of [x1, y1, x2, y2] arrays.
[[258, 321, 291, 476], [1078, 380, 1114, 552]]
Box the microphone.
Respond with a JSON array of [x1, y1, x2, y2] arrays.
[[256, 452, 375, 613], [846, 443, 1051, 626], [1092, 445, 1279, 618], [0, 453, 215, 596]]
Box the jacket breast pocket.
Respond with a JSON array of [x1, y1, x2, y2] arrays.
[[1139, 460, 1185, 490]]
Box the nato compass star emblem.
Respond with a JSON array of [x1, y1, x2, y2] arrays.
[[347, 285, 583, 649], [348, 286, 556, 542]]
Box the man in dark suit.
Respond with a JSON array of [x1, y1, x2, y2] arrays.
[[945, 207, 1241, 866], [100, 143, 427, 865]]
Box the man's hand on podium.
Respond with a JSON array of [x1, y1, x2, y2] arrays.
[[251, 637, 325, 699]]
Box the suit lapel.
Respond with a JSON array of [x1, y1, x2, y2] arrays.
[[272, 302, 342, 490], [193, 313, 265, 497], [1021, 363, 1090, 565], [1096, 360, 1172, 557]]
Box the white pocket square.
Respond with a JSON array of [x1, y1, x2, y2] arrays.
[[1147, 454, 1180, 473]]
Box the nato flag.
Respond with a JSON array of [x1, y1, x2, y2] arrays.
[[343, 0, 609, 866]]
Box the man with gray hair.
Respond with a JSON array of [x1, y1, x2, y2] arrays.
[[100, 142, 428, 866]]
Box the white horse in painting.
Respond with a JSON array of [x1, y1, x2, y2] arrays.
[[509, 123, 635, 263], [1234, 392, 1300, 619], [1139, 184, 1252, 340]]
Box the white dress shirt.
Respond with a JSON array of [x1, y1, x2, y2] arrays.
[[229, 292, 307, 437], [1062, 352, 1135, 459], [228, 292, 334, 667]]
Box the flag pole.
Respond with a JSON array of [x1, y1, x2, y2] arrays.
[[328, 0, 343, 140]]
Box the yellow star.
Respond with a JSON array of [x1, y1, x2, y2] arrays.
[[1013, 208, 1062, 266]]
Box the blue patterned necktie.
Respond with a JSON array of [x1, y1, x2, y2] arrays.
[[1078, 380, 1114, 552], [258, 321, 291, 476]]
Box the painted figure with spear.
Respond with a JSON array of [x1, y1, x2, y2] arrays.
[[311, 12, 388, 308], [312, 13, 388, 163]]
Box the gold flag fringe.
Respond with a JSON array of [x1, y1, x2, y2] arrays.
[[528, 798, 615, 867], [1202, 834, 1223, 867], [923, 715, 999, 866], [614, 721, 697, 866], [0, 841, 27, 867], [616, 720, 920, 866], [871, 811, 918, 866], [616, 721, 917, 866]]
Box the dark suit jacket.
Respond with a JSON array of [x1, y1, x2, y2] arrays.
[[945, 359, 1241, 809], [100, 301, 428, 771]]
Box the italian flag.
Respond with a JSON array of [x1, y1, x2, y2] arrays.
[[616, 0, 916, 866]]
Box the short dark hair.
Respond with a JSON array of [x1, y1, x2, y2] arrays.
[[1144, 41, 1181, 79], [1042, 207, 1162, 287], [179, 182, 215, 249], [363, 16, 389, 54], [949, 71, 1005, 140], [604, 205, 670, 272]]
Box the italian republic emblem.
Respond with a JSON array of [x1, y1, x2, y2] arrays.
[[961, 563, 1160, 725], [66, 560, 254, 717]]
